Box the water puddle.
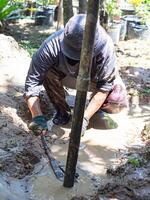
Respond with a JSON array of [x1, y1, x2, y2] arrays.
[[0, 176, 28, 200], [32, 170, 96, 200], [0, 157, 98, 200]]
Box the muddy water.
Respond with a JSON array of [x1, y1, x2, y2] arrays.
[[29, 110, 131, 200], [0, 158, 97, 200], [50, 111, 129, 176], [0, 176, 27, 200], [32, 169, 96, 200], [30, 115, 124, 200]]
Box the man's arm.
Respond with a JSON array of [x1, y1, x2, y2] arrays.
[[84, 35, 117, 120], [27, 96, 43, 118], [80, 91, 108, 136], [26, 96, 48, 134], [25, 38, 57, 118], [84, 91, 109, 120]]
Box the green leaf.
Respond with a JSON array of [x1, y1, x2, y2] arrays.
[[143, 88, 150, 94], [0, 0, 8, 11], [0, 4, 19, 20], [128, 157, 140, 167]]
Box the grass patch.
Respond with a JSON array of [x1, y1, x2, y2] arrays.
[[142, 88, 150, 94], [19, 33, 50, 56], [20, 40, 39, 56], [127, 157, 141, 167]]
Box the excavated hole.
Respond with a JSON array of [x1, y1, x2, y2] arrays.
[[0, 148, 40, 179]]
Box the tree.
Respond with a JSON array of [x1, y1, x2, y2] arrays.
[[63, 0, 73, 25], [79, 0, 87, 14], [56, 0, 63, 30], [99, 0, 108, 30]]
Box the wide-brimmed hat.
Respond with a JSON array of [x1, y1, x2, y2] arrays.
[[60, 14, 103, 60]]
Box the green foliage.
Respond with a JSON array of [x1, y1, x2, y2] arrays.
[[142, 87, 150, 94], [127, 157, 140, 167], [103, 114, 118, 129], [11, 0, 24, 2], [136, 3, 150, 24], [0, 0, 19, 21], [143, 0, 150, 3], [20, 40, 39, 56], [129, 0, 150, 24], [104, 0, 121, 21], [48, 0, 57, 4], [36, 0, 57, 6]]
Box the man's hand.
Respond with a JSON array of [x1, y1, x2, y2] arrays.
[[69, 117, 89, 138], [29, 115, 48, 136], [81, 117, 89, 137]]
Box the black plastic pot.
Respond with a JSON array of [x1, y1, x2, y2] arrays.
[[107, 23, 121, 45], [121, 15, 150, 40], [35, 9, 54, 26], [127, 23, 150, 40]]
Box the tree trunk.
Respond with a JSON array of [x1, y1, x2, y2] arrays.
[[79, 0, 87, 14], [99, 0, 108, 30], [56, 0, 63, 30], [63, 0, 73, 25], [63, 0, 100, 188]]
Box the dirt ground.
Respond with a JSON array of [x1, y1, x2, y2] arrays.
[[0, 19, 150, 200]]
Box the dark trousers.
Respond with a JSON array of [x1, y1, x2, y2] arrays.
[[43, 68, 71, 114]]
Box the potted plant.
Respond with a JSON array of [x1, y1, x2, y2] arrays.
[[104, 0, 122, 44], [133, 0, 150, 25], [126, 0, 150, 39], [105, 0, 121, 23], [34, 0, 57, 26]]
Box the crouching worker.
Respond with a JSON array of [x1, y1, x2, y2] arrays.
[[24, 14, 128, 136]]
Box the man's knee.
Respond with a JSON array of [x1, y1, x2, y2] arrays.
[[101, 84, 129, 114]]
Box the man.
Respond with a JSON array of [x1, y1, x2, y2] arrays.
[[24, 14, 128, 135]]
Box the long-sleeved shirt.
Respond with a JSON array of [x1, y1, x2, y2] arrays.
[[24, 27, 117, 98]]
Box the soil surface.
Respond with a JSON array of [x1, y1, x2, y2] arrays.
[[0, 19, 150, 200]]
